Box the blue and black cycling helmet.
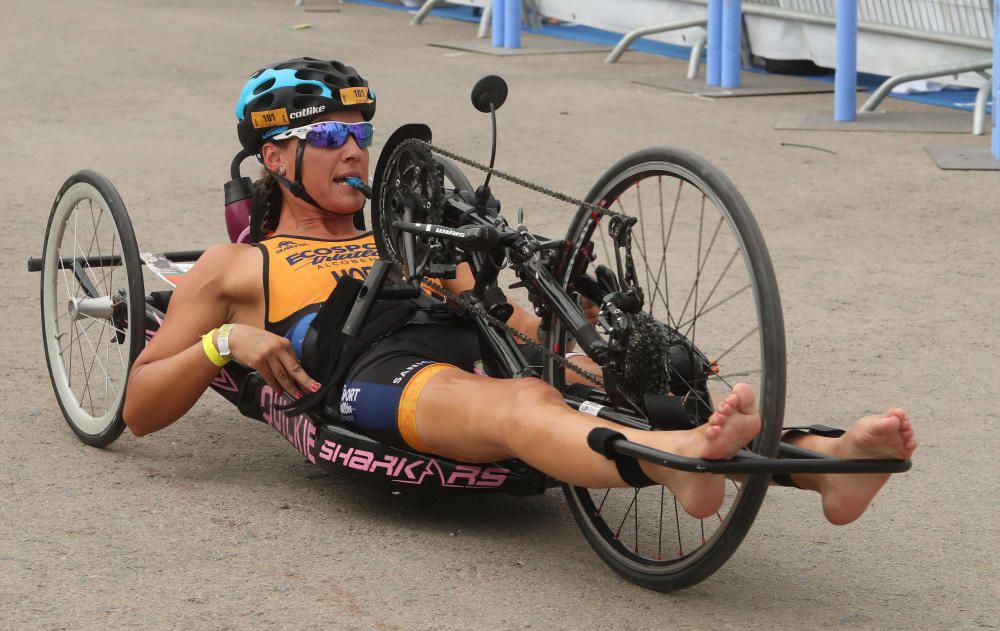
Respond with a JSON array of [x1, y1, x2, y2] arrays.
[[235, 57, 376, 154]]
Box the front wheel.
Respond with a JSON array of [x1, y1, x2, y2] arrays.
[[553, 147, 786, 591], [40, 171, 145, 447]]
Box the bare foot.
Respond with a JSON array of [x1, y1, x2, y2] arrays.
[[811, 408, 917, 525], [641, 383, 762, 518]]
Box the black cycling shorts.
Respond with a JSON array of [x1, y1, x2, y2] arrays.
[[339, 322, 482, 451]]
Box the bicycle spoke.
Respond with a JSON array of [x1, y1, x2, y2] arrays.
[[105, 322, 112, 405], [632, 239, 676, 328], [690, 195, 706, 345], [80, 313, 127, 337], [657, 485, 665, 560], [71, 319, 91, 411], [713, 368, 761, 380], [88, 200, 108, 296], [677, 210, 725, 331], [631, 183, 655, 298], [595, 488, 611, 516], [713, 327, 759, 365], [673, 496, 683, 557], [77, 316, 112, 389], [679, 281, 751, 333], [80, 320, 111, 416], [634, 488, 640, 554], [614, 489, 639, 540], [72, 204, 82, 299], [58, 263, 76, 310], [83, 200, 100, 266], [649, 179, 683, 328], [81, 314, 127, 370], [685, 252, 741, 333], [107, 229, 118, 301]]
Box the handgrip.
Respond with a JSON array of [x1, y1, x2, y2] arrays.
[[392, 221, 500, 251]]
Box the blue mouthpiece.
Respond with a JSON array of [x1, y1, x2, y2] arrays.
[[345, 177, 372, 198]]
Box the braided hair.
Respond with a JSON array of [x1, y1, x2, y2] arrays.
[[251, 169, 283, 240]]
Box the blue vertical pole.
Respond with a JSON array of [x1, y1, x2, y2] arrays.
[[721, 0, 742, 88], [492, 0, 506, 47], [992, 0, 999, 157], [504, 0, 521, 48], [707, 0, 722, 86], [835, 0, 858, 122]]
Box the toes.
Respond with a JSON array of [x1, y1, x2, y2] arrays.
[[886, 407, 908, 422], [732, 383, 757, 413], [873, 414, 902, 435]]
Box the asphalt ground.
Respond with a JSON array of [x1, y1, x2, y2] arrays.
[[3, 1, 998, 629]]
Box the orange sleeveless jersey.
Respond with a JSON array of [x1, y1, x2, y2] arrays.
[[257, 233, 380, 333]]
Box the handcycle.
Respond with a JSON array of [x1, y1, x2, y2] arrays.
[[28, 75, 910, 592]]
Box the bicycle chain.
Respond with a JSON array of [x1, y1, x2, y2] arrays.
[[405, 139, 628, 221], [385, 138, 617, 386]]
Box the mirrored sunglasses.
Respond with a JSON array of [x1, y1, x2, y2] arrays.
[[272, 121, 374, 149]]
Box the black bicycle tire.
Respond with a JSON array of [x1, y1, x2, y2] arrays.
[[554, 147, 786, 591], [40, 170, 146, 447]]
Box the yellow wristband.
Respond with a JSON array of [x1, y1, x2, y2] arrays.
[[201, 329, 230, 367]]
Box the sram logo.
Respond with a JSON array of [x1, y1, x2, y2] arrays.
[[290, 105, 325, 119]]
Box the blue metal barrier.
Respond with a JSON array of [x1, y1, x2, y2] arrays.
[[492, 0, 505, 46], [993, 0, 999, 157], [835, 0, 858, 121], [505, 0, 521, 48], [721, 0, 742, 87], [707, 0, 722, 85], [491, 0, 522, 49]]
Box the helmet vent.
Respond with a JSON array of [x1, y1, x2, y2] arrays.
[[253, 93, 275, 110], [306, 63, 329, 71], [296, 70, 325, 82], [253, 78, 276, 95], [294, 83, 323, 95]]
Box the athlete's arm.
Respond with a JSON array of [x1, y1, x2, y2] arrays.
[[123, 245, 317, 436], [440, 263, 598, 342]]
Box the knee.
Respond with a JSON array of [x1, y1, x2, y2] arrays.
[[499, 377, 564, 438]]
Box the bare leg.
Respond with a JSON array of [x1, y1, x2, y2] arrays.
[[412, 370, 760, 518], [786, 408, 917, 525]]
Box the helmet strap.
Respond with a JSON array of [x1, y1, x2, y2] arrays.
[[265, 140, 367, 228]]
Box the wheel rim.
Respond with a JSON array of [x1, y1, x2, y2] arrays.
[[562, 157, 783, 582], [42, 182, 135, 436]]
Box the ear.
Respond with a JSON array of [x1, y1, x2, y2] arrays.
[[260, 142, 287, 174]]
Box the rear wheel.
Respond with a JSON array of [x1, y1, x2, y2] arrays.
[[553, 147, 786, 591], [40, 171, 145, 447]]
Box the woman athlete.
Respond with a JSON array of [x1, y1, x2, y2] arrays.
[[123, 57, 916, 525]]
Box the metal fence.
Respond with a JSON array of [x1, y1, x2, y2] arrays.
[[600, 0, 994, 133], [751, 0, 991, 42]]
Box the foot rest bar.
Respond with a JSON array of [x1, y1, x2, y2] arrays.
[[606, 438, 911, 475]]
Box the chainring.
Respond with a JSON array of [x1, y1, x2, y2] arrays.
[[375, 141, 445, 276]]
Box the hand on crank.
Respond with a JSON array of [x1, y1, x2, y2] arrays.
[[581, 296, 600, 327]]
